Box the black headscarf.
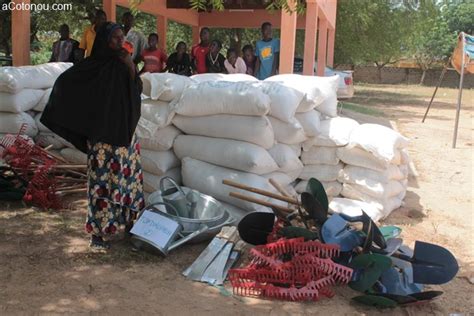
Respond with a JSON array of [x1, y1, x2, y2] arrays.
[[41, 22, 142, 153]]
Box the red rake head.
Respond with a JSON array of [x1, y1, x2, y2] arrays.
[[229, 238, 353, 302]]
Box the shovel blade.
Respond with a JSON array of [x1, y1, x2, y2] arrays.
[[411, 241, 459, 285], [237, 212, 275, 245]]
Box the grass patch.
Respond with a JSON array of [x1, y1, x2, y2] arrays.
[[340, 102, 385, 117]]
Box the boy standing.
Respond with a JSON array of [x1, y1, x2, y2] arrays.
[[254, 22, 280, 80], [140, 33, 168, 73], [191, 27, 211, 74]]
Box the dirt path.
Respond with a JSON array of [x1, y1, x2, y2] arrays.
[[1, 84, 473, 315]]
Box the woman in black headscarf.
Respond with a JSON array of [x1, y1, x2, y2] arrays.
[[41, 22, 144, 249]]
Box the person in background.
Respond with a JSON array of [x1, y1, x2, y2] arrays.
[[242, 44, 256, 76], [140, 33, 167, 74], [165, 41, 193, 76], [254, 22, 280, 80], [122, 11, 147, 65], [205, 40, 226, 73], [50, 24, 79, 63], [41, 22, 144, 250], [224, 48, 247, 74], [78, 9, 107, 59], [191, 27, 211, 74]]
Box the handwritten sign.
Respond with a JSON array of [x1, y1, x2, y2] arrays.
[[131, 210, 180, 250]]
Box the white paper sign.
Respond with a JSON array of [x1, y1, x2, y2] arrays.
[[131, 210, 180, 249]]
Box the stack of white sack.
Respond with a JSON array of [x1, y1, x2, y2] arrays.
[[0, 63, 72, 140], [336, 123, 410, 219], [138, 73, 190, 193], [296, 117, 359, 199], [172, 78, 300, 212]]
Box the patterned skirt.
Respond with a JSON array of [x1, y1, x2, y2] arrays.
[[85, 136, 145, 236]]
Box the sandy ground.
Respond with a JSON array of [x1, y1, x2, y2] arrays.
[[1, 84, 473, 315]]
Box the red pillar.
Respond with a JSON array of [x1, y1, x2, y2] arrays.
[[156, 15, 167, 52], [316, 17, 328, 76], [303, 0, 318, 75], [327, 28, 335, 68], [12, 0, 31, 66], [192, 26, 200, 47], [279, 0, 297, 74], [103, 0, 116, 22]]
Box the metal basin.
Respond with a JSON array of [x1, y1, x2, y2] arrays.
[[148, 187, 229, 232]]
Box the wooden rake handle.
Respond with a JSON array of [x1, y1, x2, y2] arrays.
[[223, 179, 299, 205], [229, 192, 294, 214]]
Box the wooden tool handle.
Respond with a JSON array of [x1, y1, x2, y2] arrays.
[[269, 178, 293, 198], [229, 192, 294, 213], [223, 179, 298, 205]]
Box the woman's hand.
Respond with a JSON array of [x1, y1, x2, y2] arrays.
[[118, 48, 136, 78]]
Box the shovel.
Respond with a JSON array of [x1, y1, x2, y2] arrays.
[[305, 178, 329, 213], [339, 211, 387, 250], [391, 240, 459, 285], [301, 192, 328, 225], [237, 212, 276, 245]]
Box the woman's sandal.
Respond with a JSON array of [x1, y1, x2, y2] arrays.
[[90, 235, 110, 250]]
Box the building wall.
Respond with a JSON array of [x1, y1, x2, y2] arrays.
[[336, 65, 474, 89]]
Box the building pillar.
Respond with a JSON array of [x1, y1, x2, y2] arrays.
[[12, 0, 31, 66], [316, 17, 328, 76], [157, 15, 167, 52], [303, 0, 318, 75], [103, 0, 116, 22], [327, 27, 335, 68], [279, 0, 297, 74]]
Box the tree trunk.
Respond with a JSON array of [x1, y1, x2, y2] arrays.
[[377, 65, 383, 83], [419, 69, 427, 85], [230, 28, 242, 54]]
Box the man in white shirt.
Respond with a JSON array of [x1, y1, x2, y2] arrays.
[[122, 11, 147, 65]]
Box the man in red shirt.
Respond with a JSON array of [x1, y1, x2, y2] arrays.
[[191, 27, 211, 74], [140, 33, 168, 73]]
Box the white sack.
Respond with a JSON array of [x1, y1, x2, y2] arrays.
[[302, 117, 359, 150], [299, 163, 344, 182], [172, 114, 275, 149], [139, 125, 181, 151], [141, 72, 195, 101], [141, 149, 180, 176], [190, 73, 258, 83], [349, 124, 409, 163], [339, 175, 405, 199], [60, 147, 87, 164], [338, 165, 408, 184], [250, 81, 304, 123], [268, 143, 304, 173], [295, 110, 321, 137], [295, 180, 342, 197], [141, 99, 174, 129], [33, 88, 52, 112], [182, 157, 284, 212], [301, 146, 339, 165], [262, 172, 294, 186], [0, 89, 44, 113], [34, 112, 51, 133], [0, 112, 38, 136], [287, 144, 302, 157], [309, 75, 339, 117], [0, 62, 72, 93], [174, 135, 278, 175], [265, 74, 324, 112], [329, 198, 385, 222], [337, 147, 401, 171], [268, 117, 306, 145], [143, 168, 182, 193], [35, 133, 66, 149], [173, 81, 270, 117], [341, 183, 403, 215]]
